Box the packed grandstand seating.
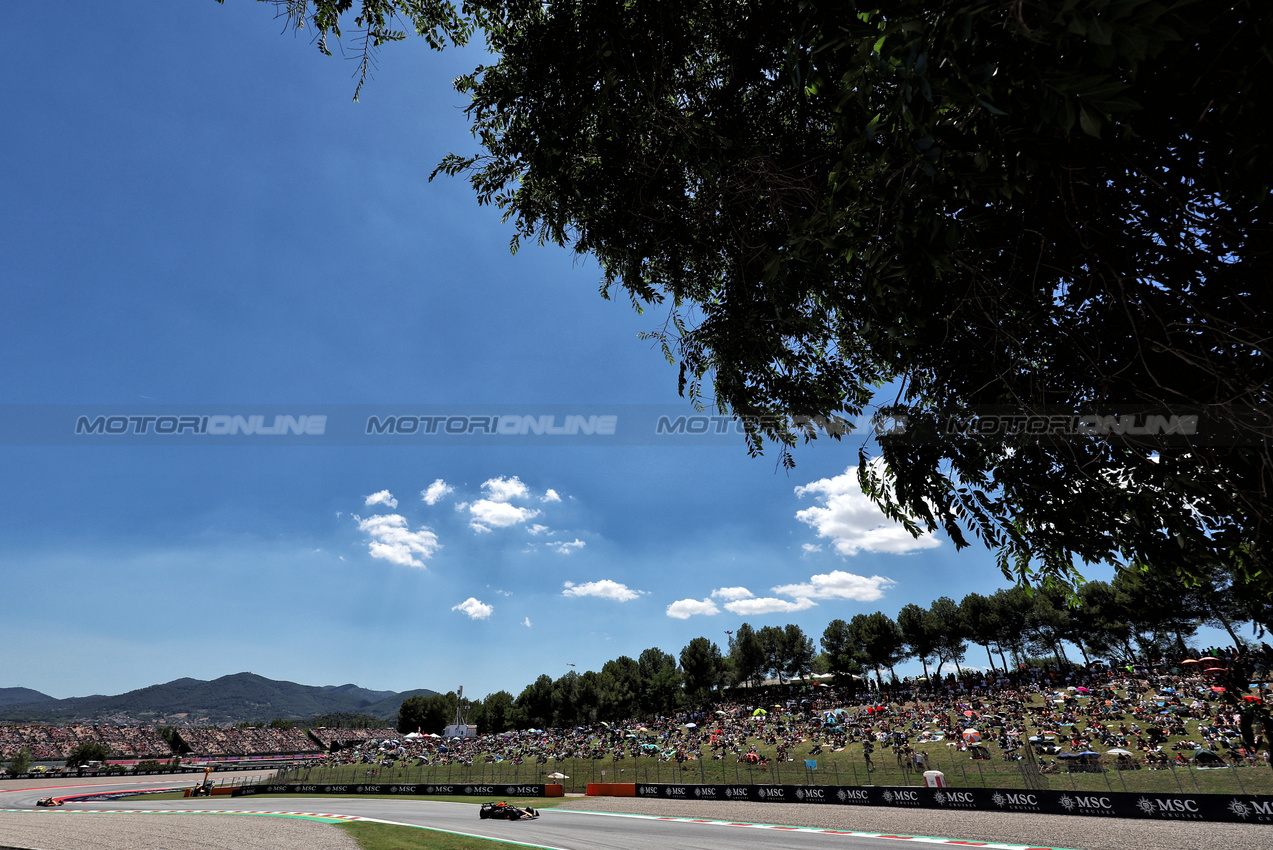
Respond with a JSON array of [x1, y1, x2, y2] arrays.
[[308, 727, 400, 749], [0, 723, 322, 761]]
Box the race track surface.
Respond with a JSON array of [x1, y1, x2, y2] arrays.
[[2, 774, 1270, 850]]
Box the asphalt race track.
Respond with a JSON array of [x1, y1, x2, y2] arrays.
[[3, 774, 1271, 850]]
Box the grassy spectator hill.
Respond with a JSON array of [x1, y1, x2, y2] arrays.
[[0, 673, 435, 725]]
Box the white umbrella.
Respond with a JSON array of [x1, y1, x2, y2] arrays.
[[1106, 748, 1133, 756], [547, 771, 570, 779]]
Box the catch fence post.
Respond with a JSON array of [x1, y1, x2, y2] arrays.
[[1231, 763, 1249, 796]]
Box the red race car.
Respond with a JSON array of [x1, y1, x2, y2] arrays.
[[479, 801, 539, 820]]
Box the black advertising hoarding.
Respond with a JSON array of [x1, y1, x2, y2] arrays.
[[632, 784, 1273, 824], [233, 782, 548, 798]]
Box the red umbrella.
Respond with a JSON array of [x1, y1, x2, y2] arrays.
[[1205, 667, 1228, 674], [964, 710, 979, 718], [1198, 656, 1222, 662], [1181, 659, 1201, 665]]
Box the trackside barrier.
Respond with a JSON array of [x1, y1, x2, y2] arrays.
[[586, 783, 636, 797], [232, 783, 561, 798], [628, 783, 1273, 824], [184, 787, 238, 797]]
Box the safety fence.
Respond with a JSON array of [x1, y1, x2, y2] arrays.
[[625, 782, 1273, 824]]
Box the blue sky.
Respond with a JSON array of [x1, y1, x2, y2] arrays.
[[0, 2, 1144, 703]]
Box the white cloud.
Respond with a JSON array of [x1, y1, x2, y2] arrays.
[[365, 490, 398, 509], [723, 596, 817, 615], [711, 586, 755, 602], [802, 543, 823, 553], [421, 479, 454, 506], [562, 580, 644, 602], [541, 489, 562, 503], [463, 476, 543, 531], [550, 538, 586, 554], [794, 466, 941, 555], [452, 597, 493, 620], [666, 598, 721, 619], [468, 499, 540, 532], [528, 524, 550, 536], [772, 570, 895, 602], [523, 617, 532, 628], [482, 476, 530, 502], [357, 514, 439, 568]]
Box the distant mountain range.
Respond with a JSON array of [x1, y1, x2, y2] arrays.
[[0, 688, 55, 708], [0, 673, 436, 725]]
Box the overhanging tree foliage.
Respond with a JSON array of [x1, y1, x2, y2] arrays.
[[65, 741, 111, 768], [241, 0, 1272, 591]]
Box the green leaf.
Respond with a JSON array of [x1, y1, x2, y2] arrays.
[[1078, 105, 1102, 138]]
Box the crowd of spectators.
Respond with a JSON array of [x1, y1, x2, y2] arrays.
[[308, 645, 1271, 779], [309, 727, 400, 749], [1, 723, 321, 761], [0, 724, 110, 761], [175, 726, 318, 757], [5, 645, 1266, 773]]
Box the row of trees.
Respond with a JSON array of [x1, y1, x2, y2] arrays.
[[823, 568, 1262, 688], [400, 570, 1265, 735]]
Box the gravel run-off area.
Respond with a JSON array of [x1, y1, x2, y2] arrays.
[[0, 811, 359, 850]]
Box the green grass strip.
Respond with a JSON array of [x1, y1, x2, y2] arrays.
[[339, 817, 568, 850]]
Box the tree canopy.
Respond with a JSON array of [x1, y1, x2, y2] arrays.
[[239, 0, 1273, 591]]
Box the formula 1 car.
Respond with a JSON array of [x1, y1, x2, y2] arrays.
[[36, 797, 64, 807], [478, 801, 539, 820]]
